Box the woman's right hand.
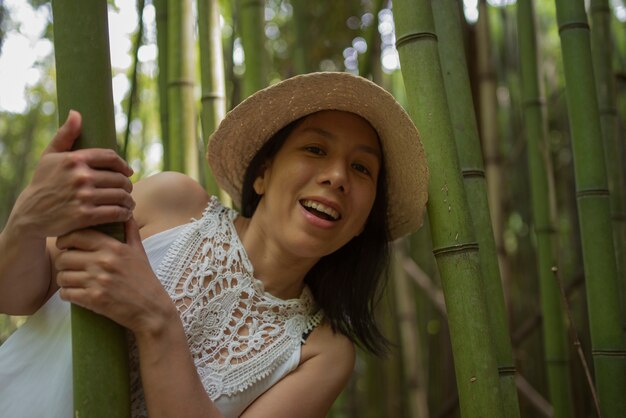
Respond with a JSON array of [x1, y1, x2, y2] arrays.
[[9, 110, 135, 239]]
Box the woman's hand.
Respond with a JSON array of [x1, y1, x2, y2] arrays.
[[11, 110, 135, 240], [55, 218, 176, 335]]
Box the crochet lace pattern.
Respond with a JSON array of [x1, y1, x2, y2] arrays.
[[130, 197, 323, 415]]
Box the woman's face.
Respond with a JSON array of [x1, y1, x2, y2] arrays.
[[252, 110, 381, 259]]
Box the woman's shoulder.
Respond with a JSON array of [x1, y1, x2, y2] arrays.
[[133, 171, 211, 238], [301, 321, 355, 377]]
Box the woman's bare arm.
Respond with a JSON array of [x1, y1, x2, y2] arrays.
[[56, 171, 219, 417], [132, 312, 354, 418], [241, 324, 356, 418], [0, 111, 134, 315], [54, 171, 352, 417]]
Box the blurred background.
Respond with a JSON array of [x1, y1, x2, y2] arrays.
[[1, 0, 625, 416]]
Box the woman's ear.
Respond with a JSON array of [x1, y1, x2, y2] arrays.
[[253, 174, 265, 195], [252, 176, 265, 196], [253, 161, 271, 195]]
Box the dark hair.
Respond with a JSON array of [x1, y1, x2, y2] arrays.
[[241, 114, 391, 356]]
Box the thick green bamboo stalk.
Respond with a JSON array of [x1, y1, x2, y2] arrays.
[[168, 0, 198, 178], [392, 1, 506, 416], [554, 0, 626, 416], [239, 0, 267, 97], [51, 1, 130, 416], [197, 0, 227, 201], [516, 1, 575, 417], [153, 0, 170, 171], [614, 21, 626, 328], [590, 0, 626, 321], [431, 2, 520, 416]]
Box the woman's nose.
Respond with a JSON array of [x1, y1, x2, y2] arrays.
[[318, 160, 349, 193]]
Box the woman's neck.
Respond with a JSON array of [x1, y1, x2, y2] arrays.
[[234, 216, 317, 300]]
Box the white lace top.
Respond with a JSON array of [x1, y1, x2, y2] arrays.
[[0, 197, 323, 418], [130, 196, 324, 417]]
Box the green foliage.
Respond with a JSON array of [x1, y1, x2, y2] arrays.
[[0, 0, 6, 53], [266, 0, 371, 75], [1, 1, 626, 416], [0, 315, 26, 345]]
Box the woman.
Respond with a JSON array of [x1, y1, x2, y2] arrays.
[[0, 72, 428, 417]]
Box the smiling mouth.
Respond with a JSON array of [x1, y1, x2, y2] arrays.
[[300, 199, 341, 221]]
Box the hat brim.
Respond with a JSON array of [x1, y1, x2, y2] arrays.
[[207, 72, 428, 240]]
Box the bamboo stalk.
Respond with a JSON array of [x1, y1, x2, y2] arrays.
[[167, 0, 198, 178], [516, 1, 575, 417], [590, 0, 626, 322], [401, 253, 558, 418], [476, 0, 512, 304], [554, 0, 626, 415], [197, 0, 229, 204], [358, 0, 386, 79], [122, 0, 146, 160], [402, 255, 446, 316], [517, 0, 573, 417], [614, 24, 626, 330], [153, 0, 170, 171], [514, 375, 553, 418], [239, 0, 267, 98], [432, 2, 520, 415], [51, 1, 130, 416], [291, 0, 311, 74], [379, 284, 405, 417], [392, 242, 429, 418], [392, 1, 506, 416]]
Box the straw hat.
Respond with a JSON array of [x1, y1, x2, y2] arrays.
[[207, 72, 429, 240]]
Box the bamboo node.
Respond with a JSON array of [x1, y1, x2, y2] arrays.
[[592, 349, 626, 357], [497, 366, 517, 376], [558, 21, 590, 35], [432, 242, 479, 257], [461, 169, 485, 179], [168, 79, 195, 87], [522, 98, 545, 108], [534, 225, 556, 234], [201, 93, 226, 101], [575, 188, 610, 198], [396, 31, 438, 49]]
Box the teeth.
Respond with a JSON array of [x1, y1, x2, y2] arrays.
[[301, 199, 340, 220]]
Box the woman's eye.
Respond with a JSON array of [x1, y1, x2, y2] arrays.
[[305, 146, 325, 155], [352, 163, 371, 175]]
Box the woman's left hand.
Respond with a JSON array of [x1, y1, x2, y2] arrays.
[[55, 218, 175, 335]]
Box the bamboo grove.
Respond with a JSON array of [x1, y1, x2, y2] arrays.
[[0, 0, 625, 416]]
